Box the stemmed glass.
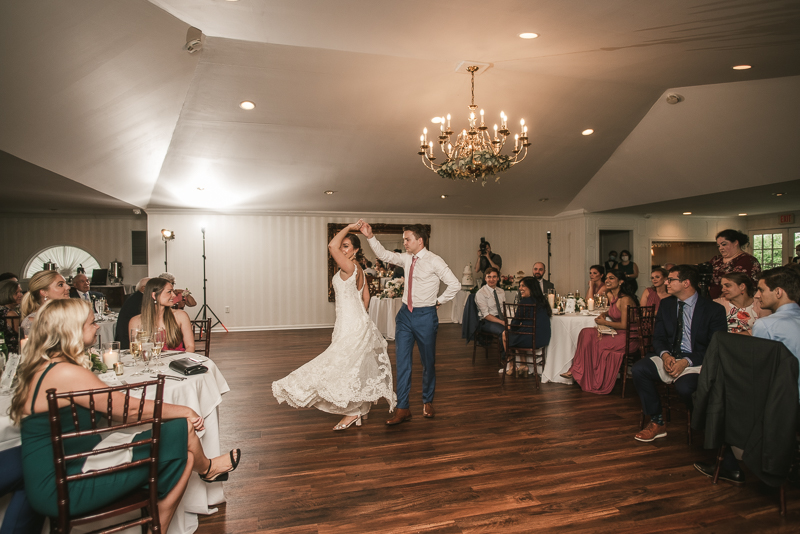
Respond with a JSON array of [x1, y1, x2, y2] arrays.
[[140, 334, 154, 374], [151, 328, 166, 367], [129, 329, 145, 374]]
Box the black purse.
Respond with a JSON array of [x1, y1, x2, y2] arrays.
[[168, 357, 208, 376]]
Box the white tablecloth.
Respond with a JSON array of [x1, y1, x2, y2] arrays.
[[96, 317, 118, 346], [541, 314, 599, 384], [368, 297, 404, 340], [0, 352, 229, 534]]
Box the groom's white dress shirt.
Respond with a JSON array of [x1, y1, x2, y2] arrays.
[[367, 237, 460, 308]]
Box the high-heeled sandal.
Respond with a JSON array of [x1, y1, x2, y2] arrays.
[[200, 448, 241, 483], [560, 371, 573, 379], [333, 415, 362, 431], [516, 366, 528, 378]]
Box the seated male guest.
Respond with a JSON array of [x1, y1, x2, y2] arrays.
[[475, 268, 505, 338], [632, 264, 727, 442], [693, 266, 800, 483], [532, 262, 554, 294], [69, 273, 103, 302], [114, 277, 149, 350]]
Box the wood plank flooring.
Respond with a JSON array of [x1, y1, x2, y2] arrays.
[[198, 324, 799, 533]]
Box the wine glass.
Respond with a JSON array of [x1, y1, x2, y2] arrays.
[[152, 328, 166, 367], [140, 335, 154, 374]]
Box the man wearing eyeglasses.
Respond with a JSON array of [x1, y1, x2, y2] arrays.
[[632, 264, 727, 442]]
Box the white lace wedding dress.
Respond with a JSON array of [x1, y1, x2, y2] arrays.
[[272, 270, 396, 416]]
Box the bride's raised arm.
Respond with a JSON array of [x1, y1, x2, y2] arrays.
[[328, 222, 363, 277]]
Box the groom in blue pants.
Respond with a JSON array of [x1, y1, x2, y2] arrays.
[[361, 221, 460, 424]]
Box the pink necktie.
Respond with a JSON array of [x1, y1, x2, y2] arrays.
[[407, 256, 418, 312]]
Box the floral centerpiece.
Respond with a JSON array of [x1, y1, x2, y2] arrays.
[[498, 275, 517, 290], [576, 297, 587, 310], [379, 277, 404, 299], [436, 150, 512, 186], [87, 347, 107, 373]]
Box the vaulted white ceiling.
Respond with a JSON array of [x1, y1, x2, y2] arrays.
[[1, 0, 799, 216]]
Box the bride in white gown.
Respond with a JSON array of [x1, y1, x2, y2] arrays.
[[272, 222, 396, 430]]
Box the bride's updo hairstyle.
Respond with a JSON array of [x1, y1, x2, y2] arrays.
[[10, 298, 92, 424], [345, 233, 365, 262]]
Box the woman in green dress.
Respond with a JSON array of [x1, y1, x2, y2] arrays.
[[10, 299, 241, 532]]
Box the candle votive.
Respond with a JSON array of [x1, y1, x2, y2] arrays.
[[114, 362, 124, 376], [102, 341, 120, 366], [588, 298, 595, 311]]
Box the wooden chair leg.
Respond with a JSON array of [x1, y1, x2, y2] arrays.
[[780, 484, 786, 516], [712, 444, 726, 485], [472, 336, 477, 364], [687, 409, 692, 445], [621, 357, 628, 398]]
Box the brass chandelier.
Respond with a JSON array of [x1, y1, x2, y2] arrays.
[[418, 65, 530, 185]]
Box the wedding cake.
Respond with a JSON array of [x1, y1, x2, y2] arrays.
[[462, 264, 474, 287], [514, 271, 525, 284]]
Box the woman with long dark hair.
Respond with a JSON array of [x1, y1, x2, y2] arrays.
[[501, 276, 552, 377], [709, 229, 761, 299], [272, 223, 396, 431], [561, 269, 639, 394], [128, 278, 195, 352]]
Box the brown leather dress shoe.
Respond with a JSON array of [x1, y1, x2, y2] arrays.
[[634, 422, 667, 442], [423, 402, 435, 418], [385, 408, 412, 425]]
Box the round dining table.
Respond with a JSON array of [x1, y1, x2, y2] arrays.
[[541, 312, 602, 384], [0, 351, 229, 534]]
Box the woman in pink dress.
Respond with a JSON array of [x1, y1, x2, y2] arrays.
[[561, 269, 638, 394], [639, 267, 669, 314]]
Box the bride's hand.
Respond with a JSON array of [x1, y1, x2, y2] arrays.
[[348, 221, 363, 231]]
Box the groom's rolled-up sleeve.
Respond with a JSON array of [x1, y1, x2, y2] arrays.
[[435, 258, 461, 305], [368, 236, 403, 266]]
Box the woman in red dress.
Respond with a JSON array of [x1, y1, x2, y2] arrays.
[[708, 229, 761, 299], [561, 269, 638, 394]]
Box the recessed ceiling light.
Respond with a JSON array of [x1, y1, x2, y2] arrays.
[[324, 190, 335, 195], [683, 211, 692, 215], [582, 129, 594, 136], [197, 187, 205, 191], [440, 195, 448, 199], [519, 32, 539, 39], [739, 213, 747, 216], [772, 192, 787, 196], [732, 65, 752, 70], [539, 198, 548, 202], [239, 101, 255, 110]]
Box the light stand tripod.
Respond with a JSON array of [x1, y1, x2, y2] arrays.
[[161, 229, 175, 271], [546, 230, 552, 281], [194, 228, 228, 332]]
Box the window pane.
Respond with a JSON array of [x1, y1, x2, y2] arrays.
[[772, 249, 783, 267], [753, 234, 763, 249], [763, 234, 772, 249], [754, 250, 763, 264], [794, 232, 800, 248], [773, 233, 783, 248]]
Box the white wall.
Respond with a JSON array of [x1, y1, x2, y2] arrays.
[[0, 213, 148, 284], [146, 211, 586, 330]]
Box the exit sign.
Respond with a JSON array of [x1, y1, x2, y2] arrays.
[[779, 214, 795, 224]]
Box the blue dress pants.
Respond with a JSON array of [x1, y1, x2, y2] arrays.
[[394, 304, 438, 410], [0, 447, 44, 534], [632, 356, 699, 417]]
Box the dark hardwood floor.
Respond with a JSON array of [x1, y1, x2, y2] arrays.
[[199, 324, 798, 533]]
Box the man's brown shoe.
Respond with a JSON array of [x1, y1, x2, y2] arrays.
[[385, 408, 412, 425], [423, 402, 435, 418], [634, 422, 667, 442]]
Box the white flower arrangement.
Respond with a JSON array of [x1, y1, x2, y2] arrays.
[[380, 277, 404, 299]]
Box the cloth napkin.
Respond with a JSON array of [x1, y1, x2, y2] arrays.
[[649, 355, 701, 384]]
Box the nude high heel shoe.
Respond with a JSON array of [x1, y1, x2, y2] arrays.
[[333, 415, 362, 431]]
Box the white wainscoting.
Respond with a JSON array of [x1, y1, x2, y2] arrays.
[[146, 211, 587, 330]]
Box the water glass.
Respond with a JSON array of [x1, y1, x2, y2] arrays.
[[152, 328, 166, 367], [140, 338, 154, 373]]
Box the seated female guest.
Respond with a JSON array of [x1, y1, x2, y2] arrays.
[[709, 229, 761, 299], [562, 269, 638, 394], [129, 278, 195, 352], [501, 277, 552, 377], [714, 272, 770, 334], [10, 299, 240, 532], [0, 279, 23, 351], [639, 267, 669, 313], [587, 265, 607, 300], [19, 270, 71, 336]]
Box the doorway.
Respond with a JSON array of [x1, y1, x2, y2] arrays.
[[599, 230, 631, 266]]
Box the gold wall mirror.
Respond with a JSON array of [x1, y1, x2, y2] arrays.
[[327, 223, 432, 301]]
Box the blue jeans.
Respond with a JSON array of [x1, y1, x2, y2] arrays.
[[394, 304, 438, 410], [0, 447, 44, 534]]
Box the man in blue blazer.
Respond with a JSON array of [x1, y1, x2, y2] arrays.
[[632, 264, 727, 442]]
